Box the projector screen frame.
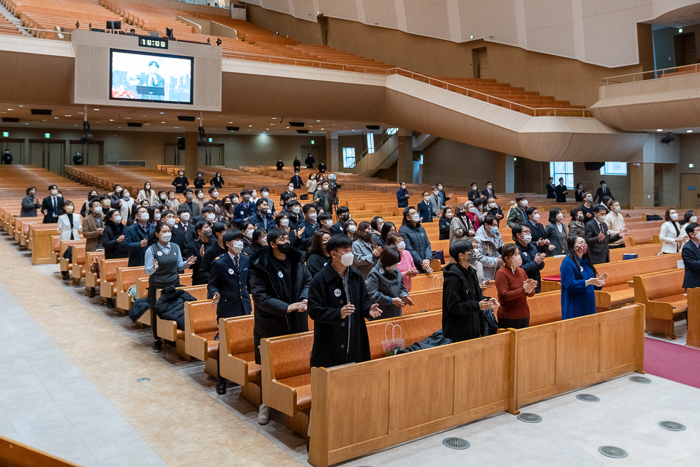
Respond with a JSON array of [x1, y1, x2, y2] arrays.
[[109, 48, 195, 105]]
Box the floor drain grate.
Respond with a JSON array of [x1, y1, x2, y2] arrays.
[[517, 413, 543, 423], [442, 437, 470, 450], [598, 446, 628, 459], [136, 377, 150, 383], [576, 394, 600, 402], [659, 421, 686, 431], [629, 376, 652, 384]]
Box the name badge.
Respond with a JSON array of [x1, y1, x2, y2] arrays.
[[240, 211, 244, 215], [156, 251, 163, 256], [379, 268, 385, 274], [580, 267, 584, 272], [228, 268, 234, 275], [522, 252, 527, 257], [278, 271, 284, 278], [334, 289, 342, 297]]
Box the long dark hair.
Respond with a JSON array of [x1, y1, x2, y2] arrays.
[[566, 236, 597, 277], [380, 222, 396, 244], [308, 230, 331, 257]]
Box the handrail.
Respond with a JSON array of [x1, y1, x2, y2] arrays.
[[603, 63, 700, 85]]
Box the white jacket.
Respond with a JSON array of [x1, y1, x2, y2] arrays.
[[659, 221, 687, 254], [57, 213, 82, 241]]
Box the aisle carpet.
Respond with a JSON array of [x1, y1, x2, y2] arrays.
[[644, 337, 700, 389]]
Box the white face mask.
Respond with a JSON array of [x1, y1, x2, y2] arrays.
[[309, 212, 317, 221], [145, 185, 151, 190], [325, 220, 333, 227], [614, 206, 621, 213], [113, 215, 122, 223], [602, 184, 607, 188], [523, 234, 532, 243], [252, 191, 257, 197], [533, 214, 540, 221], [159, 232, 172, 243], [233, 198, 239, 203], [245, 230, 254, 239], [692, 216, 698, 223], [165, 218, 176, 227], [671, 213, 679, 221], [140, 212, 149, 221], [262, 192, 269, 198], [211, 192, 219, 198], [206, 213, 216, 222], [231, 240, 244, 254], [469, 207, 478, 213], [446, 212, 453, 219], [93, 206, 102, 214], [261, 237, 268, 246], [411, 213, 420, 222], [397, 241, 406, 250], [348, 225, 357, 233], [521, 200, 529, 207], [424, 196, 430, 202], [292, 207, 301, 214], [556, 214, 564, 222], [487, 185, 492, 190], [288, 187, 294, 192], [198, 192, 204, 199], [489, 203, 497, 209], [179, 172, 183, 176], [51, 190, 58, 196], [339, 251, 354, 267], [280, 218, 290, 227], [180, 212, 190, 221], [586, 196, 593, 202], [123, 192, 130, 198]]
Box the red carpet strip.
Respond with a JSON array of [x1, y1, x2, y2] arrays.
[[644, 337, 700, 389]]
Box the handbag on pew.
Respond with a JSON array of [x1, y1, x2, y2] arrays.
[[382, 323, 405, 357], [90, 257, 100, 275], [432, 250, 445, 264]]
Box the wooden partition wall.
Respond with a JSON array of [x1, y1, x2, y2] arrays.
[[309, 304, 644, 467]]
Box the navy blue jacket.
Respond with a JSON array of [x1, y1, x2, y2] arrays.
[[682, 240, 700, 289], [399, 222, 432, 271], [233, 201, 257, 225], [299, 219, 318, 249], [396, 188, 410, 208], [124, 222, 152, 267], [249, 212, 276, 232], [417, 200, 434, 223], [207, 252, 252, 319]]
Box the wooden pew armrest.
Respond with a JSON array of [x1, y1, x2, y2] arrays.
[[595, 291, 611, 310], [646, 301, 675, 320], [266, 379, 299, 417]]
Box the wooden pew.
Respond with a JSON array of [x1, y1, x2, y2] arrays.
[[633, 269, 687, 339], [115, 266, 148, 312], [70, 243, 87, 283], [29, 225, 58, 265], [184, 299, 219, 376], [219, 315, 261, 405], [99, 258, 129, 304], [156, 283, 203, 360], [57, 239, 85, 274], [0, 434, 83, 467], [84, 251, 105, 297]]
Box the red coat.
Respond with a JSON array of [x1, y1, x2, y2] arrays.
[[495, 266, 535, 320]]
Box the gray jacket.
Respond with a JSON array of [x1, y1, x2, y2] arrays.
[[475, 225, 503, 281], [352, 237, 378, 280], [366, 262, 408, 319], [21, 195, 40, 217], [428, 194, 445, 218]]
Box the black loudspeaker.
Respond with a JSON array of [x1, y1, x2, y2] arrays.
[[177, 137, 185, 150], [584, 162, 605, 171]]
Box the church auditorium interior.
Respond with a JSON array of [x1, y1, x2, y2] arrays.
[[1, 0, 700, 466]]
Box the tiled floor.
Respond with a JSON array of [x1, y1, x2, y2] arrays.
[[2, 234, 699, 467]]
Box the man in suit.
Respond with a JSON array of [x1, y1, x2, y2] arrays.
[[467, 183, 482, 202], [594, 180, 614, 203], [125, 205, 151, 267], [181, 190, 202, 218], [82, 199, 105, 252], [290, 170, 303, 189], [41, 185, 64, 223], [584, 205, 627, 265], [481, 181, 497, 200], [545, 177, 556, 199], [175, 207, 193, 239], [417, 191, 434, 223], [208, 229, 252, 395], [682, 223, 700, 289], [233, 189, 257, 226]]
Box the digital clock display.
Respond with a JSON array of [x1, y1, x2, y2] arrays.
[[138, 37, 168, 49]]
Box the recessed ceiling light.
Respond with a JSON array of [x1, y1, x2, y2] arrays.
[[54, 117, 59, 119], [249, 125, 252, 127], [94, 109, 99, 111], [321, 128, 324, 130], [272, 117, 276, 119], [266, 128, 269, 130], [162, 121, 166, 124], [25, 123, 28, 125], [18, 105, 23, 107], [7, 108, 14, 111], [160, 112, 164, 114], [109, 119, 114, 121], [65, 115, 71, 117], [657, 129, 663, 132], [688, 130, 694, 133], [317, 120, 321, 122]]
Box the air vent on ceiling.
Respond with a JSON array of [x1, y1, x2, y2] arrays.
[[296, 130, 309, 134], [289, 121, 304, 127], [226, 126, 239, 131], [30, 109, 52, 115], [366, 125, 380, 130], [2, 117, 19, 123], [127, 122, 143, 127], [177, 116, 196, 122]]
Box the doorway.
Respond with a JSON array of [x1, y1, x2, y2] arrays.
[[29, 140, 65, 174], [473, 47, 489, 79], [300, 146, 321, 166], [201, 144, 224, 167], [164, 143, 181, 166], [674, 32, 697, 67], [680, 174, 700, 209], [69, 141, 103, 165], [0, 139, 24, 164]]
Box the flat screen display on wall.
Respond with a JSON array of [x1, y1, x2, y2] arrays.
[[110, 49, 194, 104]]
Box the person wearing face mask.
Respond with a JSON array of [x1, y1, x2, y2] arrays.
[[175, 207, 192, 236], [193, 172, 205, 190], [681, 210, 697, 226], [249, 199, 275, 232], [524, 207, 550, 254], [159, 210, 186, 250], [366, 245, 414, 320], [250, 228, 311, 423], [439, 207, 453, 240], [21, 186, 41, 217], [345, 220, 358, 239], [82, 199, 105, 252], [110, 184, 124, 203], [306, 173, 317, 200], [125, 206, 152, 267], [594, 180, 613, 204], [555, 177, 569, 203], [290, 170, 303, 190], [276, 158, 284, 171], [579, 192, 596, 223], [137, 182, 158, 206], [584, 205, 626, 265], [250, 228, 268, 255], [464, 201, 480, 230], [309, 234, 383, 370], [298, 204, 319, 249], [239, 222, 256, 250], [102, 209, 129, 260], [318, 212, 334, 235], [274, 213, 303, 251], [257, 186, 275, 215], [417, 191, 434, 224], [314, 180, 333, 213], [475, 215, 504, 281], [352, 221, 382, 280], [436, 182, 453, 206], [162, 190, 179, 212], [330, 206, 351, 235], [41, 184, 64, 223], [57, 200, 82, 242], [481, 181, 497, 200], [495, 244, 537, 329], [660, 208, 687, 254], [603, 200, 626, 249], [2, 148, 13, 164], [180, 189, 201, 218], [386, 232, 419, 291], [512, 223, 545, 293], [467, 183, 482, 202], [568, 207, 586, 238], [396, 181, 411, 208], [198, 222, 229, 285], [506, 195, 528, 228], [485, 197, 503, 226], [145, 222, 197, 351], [442, 240, 497, 343], [207, 186, 222, 207], [399, 206, 434, 273], [545, 177, 556, 199], [317, 160, 326, 173], [80, 190, 99, 217], [184, 221, 213, 285], [574, 182, 585, 202], [682, 222, 700, 289], [428, 186, 446, 220], [543, 208, 568, 256], [370, 216, 385, 246], [172, 170, 189, 193], [561, 236, 607, 320], [147, 206, 161, 229], [283, 200, 304, 229], [210, 172, 224, 189], [120, 189, 134, 224], [234, 189, 257, 226], [304, 153, 315, 169], [449, 205, 475, 246], [305, 231, 331, 277], [292, 155, 302, 171]]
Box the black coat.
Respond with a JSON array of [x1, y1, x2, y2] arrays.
[[102, 222, 129, 259], [309, 263, 372, 368], [305, 253, 330, 278], [318, 162, 326, 173], [682, 241, 700, 289], [417, 200, 433, 223], [439, 216, 451, 240], [172, 176, 189, 193], [594, 187, 613, 203], [584, 219, 620, 265], [155, 287, 197, 330], [305, 155, 315, 168], [290, 174, 303, 189], [207, 251, 252, 319], [515, 240, 545, 293], [184, 237, 211, 285], [170, 223, 188, 251], [441, 263, 486, 343], [249, 247, 311, 364], [468, 189, 482, 201], [276, 161, 284, 170], [555, 184, 568, 202], [546, 183, 556, 198], [199, 242, 226, 285]]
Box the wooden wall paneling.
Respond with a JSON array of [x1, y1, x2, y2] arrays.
[[555, 318, 600, 384], [515, 327, 556, 405], [687, 289, 700, 350]]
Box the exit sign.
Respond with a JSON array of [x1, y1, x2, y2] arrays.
[[311, 140, 315, 145], [44, 133, 50, 139], [208, 137, 213, 143], [2, 132, 7, 137]]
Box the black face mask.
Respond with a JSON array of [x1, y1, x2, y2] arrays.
[[277, 242, 293, 255], [341, 214, 350, 222]]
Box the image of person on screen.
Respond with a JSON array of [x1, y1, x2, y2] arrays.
[[137, 61, 165, 100]]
